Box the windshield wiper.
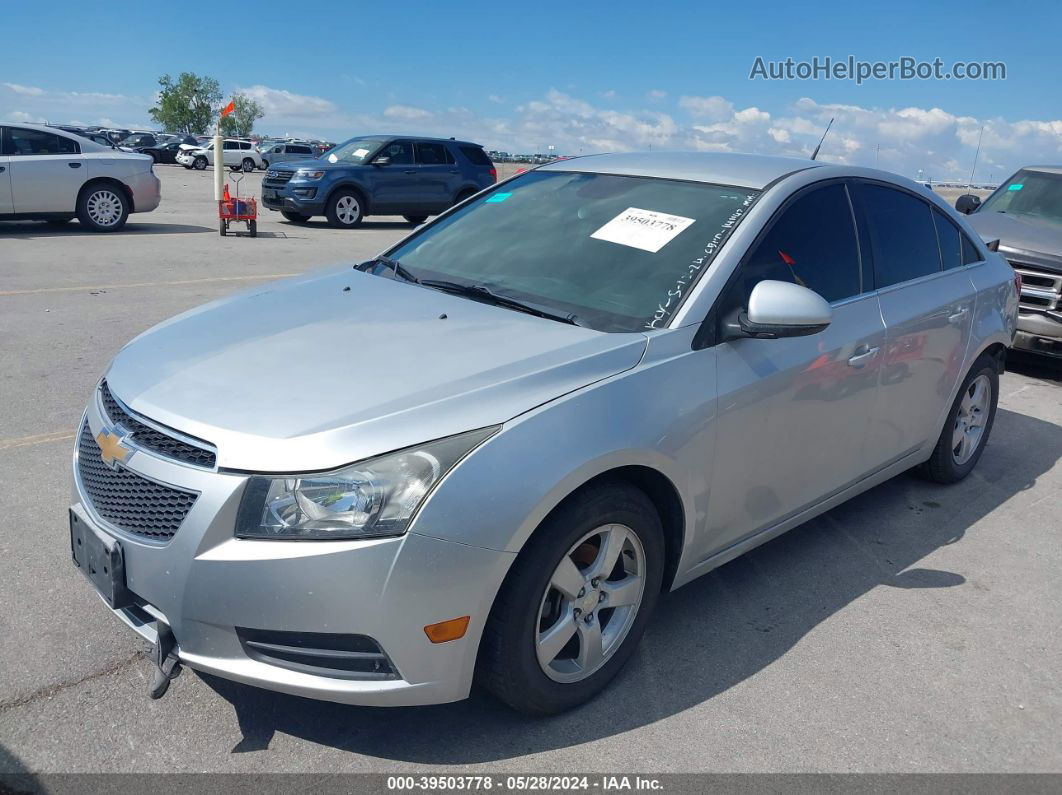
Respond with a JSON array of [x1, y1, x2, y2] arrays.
[[418, 279, 584, 326], [356, 255, 420, 283]]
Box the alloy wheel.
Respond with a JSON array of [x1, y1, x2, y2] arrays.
[[952, 374, 991, 465], [536, 524, 645, 683], [335, 195, 360, 225], [86, 190, 123, 228]]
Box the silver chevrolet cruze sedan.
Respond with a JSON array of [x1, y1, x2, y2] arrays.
[[70, 152, 1019, 714]]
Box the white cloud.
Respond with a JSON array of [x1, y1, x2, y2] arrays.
[[487, 94, 504, 104], [237, 85, 336, 118], [383, 104, 433, 120], [647, 89, 668, 100], [3, 83, 44, 96], [678, 95, 734, 121]]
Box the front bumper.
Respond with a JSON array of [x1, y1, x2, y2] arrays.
[[71, 394, 515, 706], [260, 188, 324, 215], [1014, 312, 1062, 357]]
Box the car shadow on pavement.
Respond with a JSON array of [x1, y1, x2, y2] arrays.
[[1006, 352, 1062, 383], [0, 222, 213, 237], [203, 406, 1062, 763]]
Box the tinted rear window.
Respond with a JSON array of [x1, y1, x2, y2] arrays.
[[932, 208, 963, 270], [856, 183, 942, 288], [459, 145, 492, 166]]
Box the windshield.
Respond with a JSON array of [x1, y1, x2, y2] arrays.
[[980, 170, 1062, 226], [386, 170, 759, 332], [323, 136, 386, 164]]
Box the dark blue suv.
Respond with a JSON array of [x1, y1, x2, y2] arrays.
[[260, 135, 497, 228]]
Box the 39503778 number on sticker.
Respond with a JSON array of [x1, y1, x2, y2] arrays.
[[591, 207, 696, 253]]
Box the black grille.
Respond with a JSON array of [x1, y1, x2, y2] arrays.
[[100, 381, 216, 468], [77, 423, 198, 541], [263, 169, 294, 188]]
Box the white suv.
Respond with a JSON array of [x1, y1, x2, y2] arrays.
[[0, 124, 161, 232], [176, 139, 263, 172]]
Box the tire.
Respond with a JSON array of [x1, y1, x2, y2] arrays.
[[477, 481, 664, 715], [261, 160, 269, 170], [219, 219, 226, 236], [76, 184, 130, 232], [281, 211, 311, 223], [452, 189, 476, 207], [193, 156, 207, 171], [242, 158, 255, 172], [249, 220, 257, 238], [325, 189, 364, 228], [917, 354, 999, 484], [403, 215, 427, 225]]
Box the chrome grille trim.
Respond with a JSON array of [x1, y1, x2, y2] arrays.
[[1009, 261, 1062, 314], [99, 381, 217, 469], [76, 423, 198, 542]]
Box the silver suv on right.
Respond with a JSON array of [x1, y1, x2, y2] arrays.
[[957, 166, 1062, 358]]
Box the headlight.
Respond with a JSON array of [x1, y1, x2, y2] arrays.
[[235, 427, 498, 540], [294, 168, 325, 180]]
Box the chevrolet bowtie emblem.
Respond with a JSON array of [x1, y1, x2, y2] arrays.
[[96, 428, 132, 469]]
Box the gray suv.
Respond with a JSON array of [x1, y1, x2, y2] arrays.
[[261, 135, 497, 227], [260, 142, 317, 169], [69, 153, 1017, 714]]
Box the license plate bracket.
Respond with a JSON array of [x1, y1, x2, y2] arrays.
[[70, 509, 133, 610]]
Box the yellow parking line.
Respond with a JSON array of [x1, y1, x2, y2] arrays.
[[0, 273, 297, 297], [0, 431, 76, 450]]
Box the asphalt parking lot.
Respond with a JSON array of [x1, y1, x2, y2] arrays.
[[1, 166, 1060, 774]]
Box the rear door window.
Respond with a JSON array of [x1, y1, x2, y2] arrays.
[[856, 182, 942, 288], [932, 208, 963, 270], [416, 142, 455, 165], [961, 233, 983, 264], [737, 182, 862, 304]]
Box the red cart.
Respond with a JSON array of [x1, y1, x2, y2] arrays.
[[218, 175, 257, 237]]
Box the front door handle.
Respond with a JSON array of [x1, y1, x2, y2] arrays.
[[847, 345, 880, 368], [403, 169, 417, 175], [68, 162, 82, 169], [947, 307, 969, 325], [0, 166, 5, 173]]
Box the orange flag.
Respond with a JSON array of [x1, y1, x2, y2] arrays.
[[220, 100, 236, 117]]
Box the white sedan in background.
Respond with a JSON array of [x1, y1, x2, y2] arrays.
[[0, 124, 160, 232], [176, 139, 263, 172]]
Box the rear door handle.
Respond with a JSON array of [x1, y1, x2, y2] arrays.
[[68, 162, 82, 169], [847, 345, 880, 368], [948, 307, 969, 324]]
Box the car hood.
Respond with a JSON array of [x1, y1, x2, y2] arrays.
[[271, 158, 331, 171], [966, 211, 1062, 268], [106, 268, 647, 472]]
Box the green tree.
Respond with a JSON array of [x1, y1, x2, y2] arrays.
[[219, 93, 265, 138], [148, 73, 222, 134]]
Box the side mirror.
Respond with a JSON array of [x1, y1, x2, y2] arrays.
[[373, 156, 391, 166], [724, 280, 832, 340], [955, 194, 981, 215]]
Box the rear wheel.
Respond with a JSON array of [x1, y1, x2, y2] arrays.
[[477, 481, 664, 715], [325, 190, 363, 228], [248, 220, 257, 237], [77, 184, 129, 232], [452, 189, 476, 207], [917, 354, 999, 483], [219, 219, 226, 236], [281, 211, 311, 223], [403, 215, 427, 225]]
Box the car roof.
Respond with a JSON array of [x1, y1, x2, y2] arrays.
[[538, 151, 824, 190], [1016, 165, 1062, 175], [370, 135, 481, 147]]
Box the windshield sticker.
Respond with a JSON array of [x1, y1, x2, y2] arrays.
[[591, 207, 696, 253], [1008, 183, 1024, 191], [485, 192, 512, 203], [353, 148, 370, 158], [327, 153, 338, 163], [645, 193, 759, 330]]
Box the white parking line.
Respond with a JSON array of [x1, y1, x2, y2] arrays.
[[0, 430, 76, 450], [0, 273, 297, 297]]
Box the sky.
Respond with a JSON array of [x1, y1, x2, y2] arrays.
[[2, 0, 1060, 182]]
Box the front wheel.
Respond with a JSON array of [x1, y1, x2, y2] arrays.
[[77, 184, 130, 232], [403, 215, 427, 225], [917, 354, 999, 483], [242, 158, 255, 172], [477, 482, 664, 715], [193, 156, 207, 171], [325, 190, 364, 228], [281, 211, 310, 224]]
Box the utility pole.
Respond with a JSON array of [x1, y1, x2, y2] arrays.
[[968, 125, 984, 188]]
